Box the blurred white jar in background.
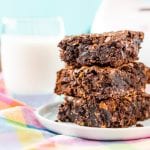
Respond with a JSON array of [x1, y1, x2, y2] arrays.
[[92, 0, 150, 66]]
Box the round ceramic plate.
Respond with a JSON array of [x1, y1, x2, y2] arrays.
[[35, 100, 150, 140]]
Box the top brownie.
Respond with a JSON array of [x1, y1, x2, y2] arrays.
[[58, 30, 144, 67]]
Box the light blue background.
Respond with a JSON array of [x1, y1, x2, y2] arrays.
[[0, 0, 101, 34]]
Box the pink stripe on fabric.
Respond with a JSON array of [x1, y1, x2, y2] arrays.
[[0, 93, 15, 104], [22, 107, 43, 128], [33, 135, 102, 149], [0, 74, 7, 94], [0, 93, 25, 108]]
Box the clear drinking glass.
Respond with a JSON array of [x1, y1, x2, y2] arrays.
[[1, 17, 65, 96]]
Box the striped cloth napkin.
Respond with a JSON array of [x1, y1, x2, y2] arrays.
[[0, 82, 150, 149]]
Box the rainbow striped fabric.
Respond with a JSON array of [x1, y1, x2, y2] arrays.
[[0, 90, 150, 149]]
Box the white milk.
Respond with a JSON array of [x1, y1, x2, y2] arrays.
[[1, 35, 64, 95]]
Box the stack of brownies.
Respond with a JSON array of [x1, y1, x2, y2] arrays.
[[55, 30, 150, 128]]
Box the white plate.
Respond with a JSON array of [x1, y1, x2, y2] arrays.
[[35, 101, 150, 140]]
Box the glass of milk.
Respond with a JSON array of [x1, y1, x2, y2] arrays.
[[1, 17, 65, 95]]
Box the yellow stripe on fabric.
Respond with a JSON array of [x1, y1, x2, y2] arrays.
[[2, 107, 26, 125], [15, 124, 44, 149]]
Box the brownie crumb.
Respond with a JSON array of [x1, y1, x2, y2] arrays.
[[136, 123, 144, 127]]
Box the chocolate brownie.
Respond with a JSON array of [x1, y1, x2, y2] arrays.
[[146, 67, 150, 83], [58, 30, 144, 67], [55, 62, 149, 100], [57, 93, 150, 128]]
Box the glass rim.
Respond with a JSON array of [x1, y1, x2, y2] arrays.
[[1, 16, 65, 36], [2, 16, 64, 24]]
